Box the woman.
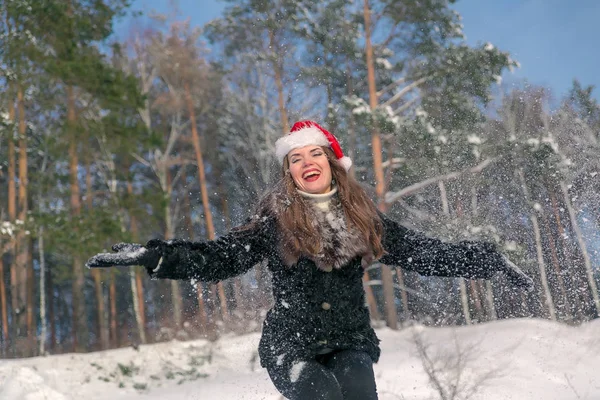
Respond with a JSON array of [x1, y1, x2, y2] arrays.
[[86, 120, 532, 400]]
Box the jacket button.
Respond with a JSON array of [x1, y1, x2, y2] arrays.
[[321, 302, 331, 310], [322, 265, 333, 272]]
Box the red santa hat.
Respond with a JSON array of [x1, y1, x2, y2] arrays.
[[275, 120, 353, 171]]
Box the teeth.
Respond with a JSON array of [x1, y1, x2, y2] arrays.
[[304, 172, 319, 178]]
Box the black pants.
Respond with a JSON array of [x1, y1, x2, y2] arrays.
[[267, 350, 378, 400]]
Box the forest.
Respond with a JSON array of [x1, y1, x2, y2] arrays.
[[0, 0, 599, 359]]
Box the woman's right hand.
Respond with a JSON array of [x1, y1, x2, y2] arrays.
[[85, 242, 161, 271]]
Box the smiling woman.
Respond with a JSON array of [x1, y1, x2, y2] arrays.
[[287, 146, 333, 194], [86, 120, 533, 400]]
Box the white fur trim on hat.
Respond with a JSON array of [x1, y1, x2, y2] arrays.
[[338, 156, 352, 171], [275, 127, 330, 162]]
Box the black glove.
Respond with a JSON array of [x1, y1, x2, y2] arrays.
[[85, 242, 162, 271]]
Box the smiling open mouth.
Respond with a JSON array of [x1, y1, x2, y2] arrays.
[[303, 170, 321, 182]]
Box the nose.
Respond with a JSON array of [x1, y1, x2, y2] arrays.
[[302, 159, 313, 168]]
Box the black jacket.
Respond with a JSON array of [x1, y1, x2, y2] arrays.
[[146, 211, 504, 370]]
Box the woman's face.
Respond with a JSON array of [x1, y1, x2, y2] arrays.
[[287, 145, 333, 194]]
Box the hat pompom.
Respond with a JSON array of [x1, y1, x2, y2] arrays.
[[338, 156, 352, 172]]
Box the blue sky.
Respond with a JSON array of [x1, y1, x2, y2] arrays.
[[116, 0, 600, 100]]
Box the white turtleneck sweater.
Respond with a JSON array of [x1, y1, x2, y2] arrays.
[[296, 186, 338, 211], [294, 185, 370, 271]]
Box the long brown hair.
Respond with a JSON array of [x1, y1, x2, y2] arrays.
[[243, 147, 384, 265]]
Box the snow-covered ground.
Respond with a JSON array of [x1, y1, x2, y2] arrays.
[[0, 318, 598, 400]]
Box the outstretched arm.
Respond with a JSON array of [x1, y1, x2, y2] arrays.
[[377, 212, 533, 288], [86, 216, 277, 283]]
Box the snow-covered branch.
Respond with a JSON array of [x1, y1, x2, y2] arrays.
[[385, 158, 498, 204], [376, 77, 407, 98], [381, 157, 406, 169], [379, 76, 429, 109]]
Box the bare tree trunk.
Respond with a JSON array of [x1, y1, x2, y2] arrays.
[[15, 85, 30, 353], [5, 17, 17, 357], [268, 30, 289, 134], [540, 207, 570, 319], [458, 196, 484, 321], [439, 181, 471, 324], [184, 83, 228, 323], [91, 271, 108, 349], [26, 233, 34, 355], [469, 281, 484, 322], [532, 209, 556, 320], [184, 86, 216, 240], [363, 0, 397, 328], [484, 281, 497, 320], [560, 181, 600, 316], [129, 269, 145, 344], [0, 254, 7, 356], [109, 269, 118, 347], [39, 227, 47, 355], [363, 0, 385, 207], [169, 279, 182, 330], [129, 207, 146, 345], [380, 264, 398, 328], [67, 84, 88, 351], [47, 264, 55, 353], [134, 269, 146, 339], [395, 267, 410, 321], [471, 185, 497, 320], [519, 170, 556, 320], [550, 190, 585, 321], [363, 273, 381, 321], [163, 169, 183, 330], [346, 63, 357, 180], [456, 280, 471, 324], [87, 160, 109, 350]]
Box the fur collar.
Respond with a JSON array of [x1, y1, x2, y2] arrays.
[[259, 191, 373, 271]]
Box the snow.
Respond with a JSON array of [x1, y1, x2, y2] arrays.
[[376, 57, 393, 70], [467, 134, 482, 144], [352, 104, 370, 116], [0, 318, 598, 399], [289, 361, 306, 383], [1, 221, 16, 237]]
